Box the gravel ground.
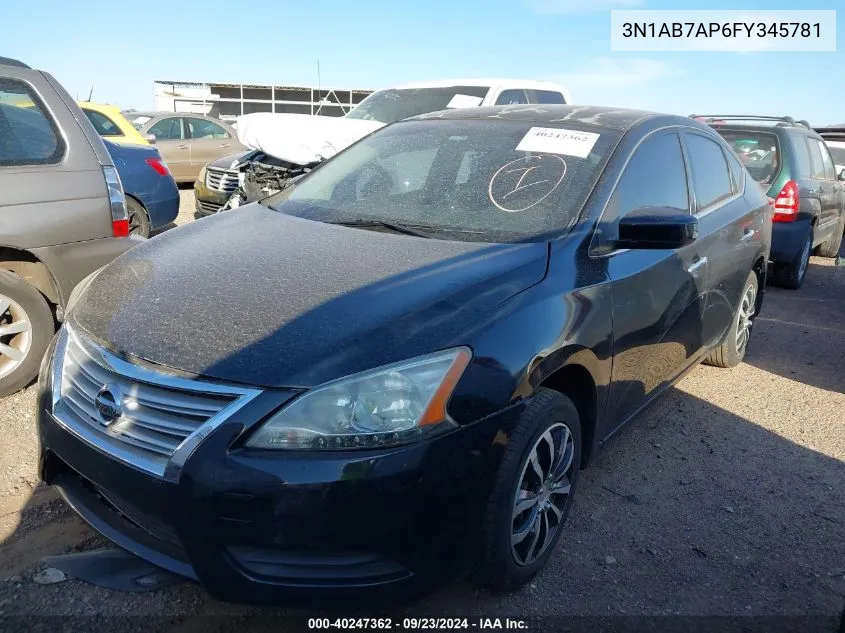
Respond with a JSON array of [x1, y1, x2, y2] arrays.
[[0, 188, 843, 630]]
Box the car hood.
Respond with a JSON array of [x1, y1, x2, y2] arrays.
[[70, 205, 549, 389], [235, 112, 384, 165]]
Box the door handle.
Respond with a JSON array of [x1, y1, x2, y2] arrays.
[[177, 144, 189, 149], [687, 257, 707, 274], [740, 228, 755, 242]]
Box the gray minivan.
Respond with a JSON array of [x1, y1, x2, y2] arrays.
[[0, 57, 143, 396]]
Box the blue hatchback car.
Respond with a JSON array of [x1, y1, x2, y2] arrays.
[[104, 140, 179, 237]]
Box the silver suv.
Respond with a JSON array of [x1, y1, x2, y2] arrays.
[[0, 57, 143, 396]]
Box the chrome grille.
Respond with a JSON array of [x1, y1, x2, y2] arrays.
[[52, 325, 260, 479], [205, 167, 239, 193], [197, 199, 223, 213]]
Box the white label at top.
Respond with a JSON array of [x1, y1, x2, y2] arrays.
[[515, 127, 600, 158], [446, 94, 484, 109]]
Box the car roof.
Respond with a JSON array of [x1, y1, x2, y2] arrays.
[[78, 101, 121, 113], [0, 56, 30, 69], [409, 104, 673, 131], [392, 78, 568, 90]]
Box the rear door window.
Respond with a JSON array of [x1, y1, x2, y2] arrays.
[[82, 109, 122, 137], [725, 149, 744, 193], [0, 78, 63, 165], [147, 117, 183, 141], [806, 137, 828, 179], [495, 89, 529, 105], [684, 132, 734, 211], [533, 90, 567, 104], [814, 139, 836, 180]]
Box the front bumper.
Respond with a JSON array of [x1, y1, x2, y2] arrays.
[[36, 343, 522, 605], [193, 179, 232, 219]]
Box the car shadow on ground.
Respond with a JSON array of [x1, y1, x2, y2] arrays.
[[1, 382, 843, 630], [747, 259, 845, 394]]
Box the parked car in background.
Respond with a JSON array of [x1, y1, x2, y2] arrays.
[[104, 140, 179, 237], [814, 126, 845, 178], [193, 151, 249, 218], [39, 105, 770, 605], [0, 57, 142, 397], [122, 112, 244, 183], [215, 79, 574, 212], [78, 102, 151, 146], [699, 115, 845, 288]]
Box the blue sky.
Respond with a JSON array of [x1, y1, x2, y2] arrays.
[[5, 0, 843, 123]]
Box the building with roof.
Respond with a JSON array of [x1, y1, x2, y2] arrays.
[[153, 80, 374, 122]]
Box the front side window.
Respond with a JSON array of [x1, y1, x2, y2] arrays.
[[82, 109, 122, 137], [534, 90, 566, 104], [269, 119, 621, 243], [594, 132, 689, 252], [684, 133, 733, 211], [0, 79, 62, 165], [345, 86, 490, 124], [187, 118, 229, 139], [147, 117, 183, 141]]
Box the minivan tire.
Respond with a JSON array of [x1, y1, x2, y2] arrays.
[[771, 229, 812, 289], [479, 388, 581, 593], [0, 269, 55, 398], [703, 270, 758, 369], [816, 213, 844, 258]]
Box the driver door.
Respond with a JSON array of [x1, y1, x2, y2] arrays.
[[598, 130, 709, 432]]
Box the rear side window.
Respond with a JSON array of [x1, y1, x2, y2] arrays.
[[595, 131, 689, 250], [82, 109, 122, 137], [684, 133, 733, 211], [147, 117, 183, 141], [186, 117, 229, 139], [0, 79, 63, 166], [534, 90, 566, 104], [715, 129, 780, 185]]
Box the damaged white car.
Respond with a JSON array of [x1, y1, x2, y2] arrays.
[[219, 79, 572, 209]]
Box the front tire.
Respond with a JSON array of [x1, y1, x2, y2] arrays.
[[0, 269, 55, 397], [703, 270, 758, 369], [479, 388, 581, 592]]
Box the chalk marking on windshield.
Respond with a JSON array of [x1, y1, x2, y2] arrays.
[[489, 155, 567, 213]]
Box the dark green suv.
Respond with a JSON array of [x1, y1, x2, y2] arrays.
[[695, 115, 845, 289]]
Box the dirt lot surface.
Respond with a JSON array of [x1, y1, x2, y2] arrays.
[[0, 188, 843, 631]]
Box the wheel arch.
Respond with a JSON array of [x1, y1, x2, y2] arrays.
[[0, 245, 60, 306]]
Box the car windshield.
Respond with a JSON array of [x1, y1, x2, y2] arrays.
[[268, 119, 621, 243], [716, 130, 780, 185], [345, 87, 490, 124]]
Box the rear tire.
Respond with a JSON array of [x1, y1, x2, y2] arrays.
[[771, 229, 812, 289], [704, 270, 758, 369], [0, 269, 55, 398], [127, 197, 151, 238], [816, 213, 844, 258], [479, 388, 581, 593]]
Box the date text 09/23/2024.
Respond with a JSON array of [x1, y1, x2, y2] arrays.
[[307, 618, 529, 630]]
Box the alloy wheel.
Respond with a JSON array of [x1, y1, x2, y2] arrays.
[[511, 422, 575, 566], [735, 283, 757, 354], [798, 235, 811, 282], [0, 294, 33, 379]]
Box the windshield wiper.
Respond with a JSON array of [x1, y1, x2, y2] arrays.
[[328, 219, 434, 238]]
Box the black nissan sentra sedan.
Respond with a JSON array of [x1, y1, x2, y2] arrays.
[[36, 105, 771, 605]]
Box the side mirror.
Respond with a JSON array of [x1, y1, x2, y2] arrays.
[[144, 133, 156, 144], [617, 208, 698, 250], [838, 168, 845, 181]]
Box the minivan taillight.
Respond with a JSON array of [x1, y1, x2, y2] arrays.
[[103, 166, 129, 237], [772, 180, 799, 222]]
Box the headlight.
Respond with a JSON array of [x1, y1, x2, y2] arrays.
[[197, 164, 207, 185], [246, 347, 471, 450]]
